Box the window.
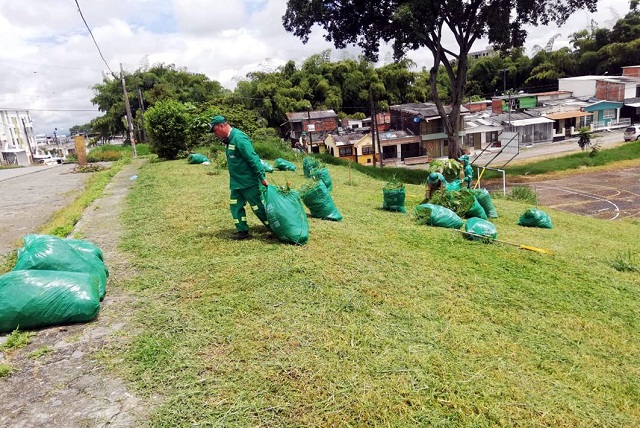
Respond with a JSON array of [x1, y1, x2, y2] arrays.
[[603, 109, 616, 119], [362, 145, 374, 155], [486, 131, 498, 142], [339, 147, 352, 156]]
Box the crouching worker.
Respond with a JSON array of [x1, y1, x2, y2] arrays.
[[424, 172, 446, 202], [210, 115, 269, 240]]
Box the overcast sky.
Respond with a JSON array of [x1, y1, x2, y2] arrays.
[[0, 0, 631, 135]]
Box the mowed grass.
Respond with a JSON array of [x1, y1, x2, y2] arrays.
[[113, 159, 640, 427]]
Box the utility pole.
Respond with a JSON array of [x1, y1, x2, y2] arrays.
[[21, 118, 35, 164], [369, 87, 383, 167], [120, 63, 137, 157], [137, 87, 147, 144]]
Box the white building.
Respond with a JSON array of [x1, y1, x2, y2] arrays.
[[1, 109, 36, 166]]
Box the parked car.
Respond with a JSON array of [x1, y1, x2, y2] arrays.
[[623, 125, 640, 141]]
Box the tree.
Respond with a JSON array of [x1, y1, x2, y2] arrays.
[[283, 0, 598, 158], [144, 99, 190, 160]]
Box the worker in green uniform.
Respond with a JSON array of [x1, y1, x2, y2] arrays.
[[210, 115, 269, 240], [424, 172, 446, 201], [458, 154, 474, 189]]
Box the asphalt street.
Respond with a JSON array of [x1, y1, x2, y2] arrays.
[[0, 164, 89, 255]]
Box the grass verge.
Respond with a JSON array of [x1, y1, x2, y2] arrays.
[[109, 158, 640, 426]]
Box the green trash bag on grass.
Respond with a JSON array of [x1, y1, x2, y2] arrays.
[[464, 218, 497, 242], [14, 234, 108, 300], [415, 204, 463, 229], [473, 188, 498, 218], [303, 157, 320, 178], [382, 188, 406, 213], [464, 196, 488, 219], [518, 208, 553, 229], [262, 185, 309, 245], [311, 166, 333, 192], [187, 153, 210, 164], [260, 159, 274, 173], [274, 158, 297, 171], [300, 181, 342, 221], [0, 270, 101, 332]]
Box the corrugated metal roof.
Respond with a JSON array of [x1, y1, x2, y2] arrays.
[[286, 110, 338, 121], [544, 111, 591, 120]]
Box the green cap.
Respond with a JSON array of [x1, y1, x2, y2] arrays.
[[427, 172, 440, 184], [210, 115, 226, 126]]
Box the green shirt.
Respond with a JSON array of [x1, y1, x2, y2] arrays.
[[225, 128, 266, 190]]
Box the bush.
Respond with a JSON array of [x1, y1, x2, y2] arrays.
[[88, 150, 122, 162], [145, 100, 190, 160], [507, 185, 537, 204]]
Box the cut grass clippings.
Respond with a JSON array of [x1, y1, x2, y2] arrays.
[[107, 158, 640, 427]]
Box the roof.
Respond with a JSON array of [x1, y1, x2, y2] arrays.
[[390, 103, 469, 118], [544, 111, 591, 120], [509, 117, 555, 126], [286, 110, 338, 121]]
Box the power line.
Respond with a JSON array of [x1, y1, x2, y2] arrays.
[[74, 0, 116, 77], [0, 58, 102, 73]]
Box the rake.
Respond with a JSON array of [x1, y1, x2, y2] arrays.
[[455, 229, 552, 255]]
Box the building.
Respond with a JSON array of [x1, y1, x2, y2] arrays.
[[389, 103, 469, 160], [0, 109, 36, 166], [324, 133, 378, 165], [284, 110, 340, 153]]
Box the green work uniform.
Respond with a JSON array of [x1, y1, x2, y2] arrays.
[[225, 128, 268, 232]]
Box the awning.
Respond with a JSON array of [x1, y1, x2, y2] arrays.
[[625, 102, 640, 108], [509, 117, 555, 126], [544, 111, 592, 120]]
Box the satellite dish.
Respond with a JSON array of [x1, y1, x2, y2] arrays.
[[413, 117, 420, 123], [385, 132, 392, 139]]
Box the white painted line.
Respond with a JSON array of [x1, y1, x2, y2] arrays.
[[535, 185, 620, 220]]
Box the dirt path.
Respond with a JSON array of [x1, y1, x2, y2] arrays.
[[0, 160, 149, 427]]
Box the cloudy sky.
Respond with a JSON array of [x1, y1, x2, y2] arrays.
[[0, 0, 631, 135]]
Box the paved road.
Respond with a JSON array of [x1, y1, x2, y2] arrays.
[[0, 164, 89, 256]]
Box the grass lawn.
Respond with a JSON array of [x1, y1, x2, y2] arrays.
[[111, 159, 639, 426]]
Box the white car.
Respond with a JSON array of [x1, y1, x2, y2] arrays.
[[623, 125, 640, 141]]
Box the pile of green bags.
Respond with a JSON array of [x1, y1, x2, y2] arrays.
[[274, 158, 297, 171], [0, 234, 107, 332]]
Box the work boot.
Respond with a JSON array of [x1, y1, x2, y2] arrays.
[[230, 231, 250, 240]]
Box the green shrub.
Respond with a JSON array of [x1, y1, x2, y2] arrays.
[[610, 250, 640, 273], [145, 100, 190, 160], [507, 185, 537, 204], [88, 150, 122, 162]]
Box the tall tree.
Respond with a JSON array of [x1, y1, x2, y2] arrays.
[[283, 0, 598, 158]]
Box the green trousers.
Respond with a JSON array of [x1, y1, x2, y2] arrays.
[[229, 186, 268, 232]]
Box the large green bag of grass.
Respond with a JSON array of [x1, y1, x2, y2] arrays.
[[445, 179, 461, 191], [473, 188, 498, 218], [383, 179, 406, 213], [464, 218, 497, 242], [0, 270, 101, 332], [415, 204, 463, 229], [261, 159, 274, 173], [518, 208, 553, 229], [262, 185, 309, 245], [311, 166, 333, 192], [303, 157, 320, 178], [300, 181, 342, 221], [464, 196, 488, 219], [14, 234, 108, 300], [187, 153, 210, 164], [274, 158, 297, 171]]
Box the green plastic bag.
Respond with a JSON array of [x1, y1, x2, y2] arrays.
[[300, 181, 342, 221], [274, 158, 297, 171], [445, 179, 461, 191], [383, 188, 406, 213], [187, 153, 210, 164], [24, 235, 105, 263], [464, 218, 497, 242], [262, 185, 309, 245], [0, 270, 101, 332], [473, 188, 498, 218], [311, 167, 333, 192], [464, 196, 488, 219], [260, 159, 274, 173], [14, 234, 108, 300], [518, 208, 553, 229], [415, 204, 463, 229], [303, 157, 320, 178]]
